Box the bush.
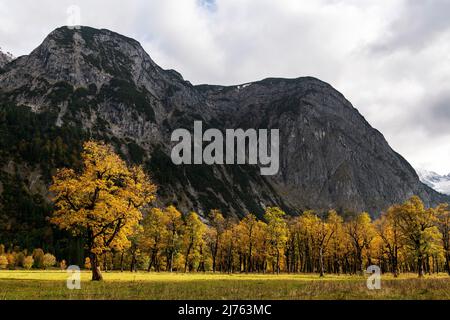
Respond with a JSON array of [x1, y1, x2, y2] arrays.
[[16, 252, 25, 267], [23, 256, 34, 270], [84, 257, 91, 270], [42, 253, 56, 269], [32, 248, 45, 269], [0, 255, 7, 269], [6, 253, 16, 269]]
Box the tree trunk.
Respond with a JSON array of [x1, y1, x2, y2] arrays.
[[319, 247, 325, 277], [393, 246, 399, 277], [120, 252, 124, 272], [276, 249, 280, 275], [184, 243, 193, 273], [212, 240, 218, 273], [248, 243, 253, 273], [418, 255, 424, 278], [356, 248, 363, 275], [147, 252, 154, 272], [197, 246, 205, 272], [103, 253, 108, 272], [130, 248, 137, 272], [169, 250, 174, 272], [392, 257, 399, 278], [445, 252, 450, 275], [91, 252, 103, 281], [148, 248, 157, 272]]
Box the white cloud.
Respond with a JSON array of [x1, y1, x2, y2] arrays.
[[1, 0, 450, 174]]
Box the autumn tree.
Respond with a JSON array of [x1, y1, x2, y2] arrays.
[[345, 212, 375, 274], [207, 209, 225, 272], [436, 203, 450, 274], [141, 208, 167, 272], [264, 207, 288, 274], [292, 210, 335, 275], [127, 226, 143, 272], [391, 196, 440, 277], [220, 217, 239, 273], [182, 211, 206, 272], [375, 208, 404, 277], [163, 205, 183, 272], [295, 211, 317, 273], [238, 213, 259, 272], [316, 210, 338, 277], [50, 141, 156, 280], [327, 211, 345, 274]]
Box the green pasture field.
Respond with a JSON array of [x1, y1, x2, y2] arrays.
[[0, 270, 449, 300]]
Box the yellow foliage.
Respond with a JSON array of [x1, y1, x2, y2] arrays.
[[50, 141, 157, 279]]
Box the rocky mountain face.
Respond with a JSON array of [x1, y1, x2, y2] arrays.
[[0, 49, 13, 68], [0, 26, 448, 239]]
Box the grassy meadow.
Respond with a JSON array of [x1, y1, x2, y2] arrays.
[[0, 270, 449, 300]]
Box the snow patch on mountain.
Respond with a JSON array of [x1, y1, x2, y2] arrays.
[[416, 168, 450, 195]]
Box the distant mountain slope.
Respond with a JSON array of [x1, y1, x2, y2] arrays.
[[416, 168, 450, 195], [0, 26, 448, 248]]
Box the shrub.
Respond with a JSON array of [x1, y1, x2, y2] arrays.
[[6, 253, 16, 269], [16, 252, 25, 267], [0, 255, 7, 269], [84, 257, 91, 270], [32, 249, 45, 269], [23, 256, 34, 270], [42, 253, 56, 269]]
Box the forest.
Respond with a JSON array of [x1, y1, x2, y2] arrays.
[[0, 141, 449, 281]]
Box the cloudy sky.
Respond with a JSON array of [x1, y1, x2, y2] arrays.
[[1, 0, 449, 174]]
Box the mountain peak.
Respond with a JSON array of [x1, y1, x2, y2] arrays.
[[0, 49, 13, 68], [416, 168, 450, 195], [33, 26, 158, 85], [0, 26, 183, 105], [0, 26, 448, 217], [46, 26, 142, 49]]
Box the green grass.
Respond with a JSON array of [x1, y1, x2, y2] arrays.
[[0, 270, 449, 300]]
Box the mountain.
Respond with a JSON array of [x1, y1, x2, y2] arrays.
[[0, 26, 448, 247], [0, 49, 13, 68], [416, 168, 450, 195]]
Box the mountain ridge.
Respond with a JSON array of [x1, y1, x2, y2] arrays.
[[416, 168, 450, 195], [0, 49, 13, 69], [0, 26, 448, 235]]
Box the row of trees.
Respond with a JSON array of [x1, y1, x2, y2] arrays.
[[112, 197, 449, 278], [49, 141, 450, 280]]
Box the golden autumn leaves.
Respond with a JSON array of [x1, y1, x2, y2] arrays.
[[50, 141, 156, 280], [49, 140, 450, 280]]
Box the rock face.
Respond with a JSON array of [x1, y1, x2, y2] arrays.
[[0, 26, 448, 220], [0, 50, 13, 68]]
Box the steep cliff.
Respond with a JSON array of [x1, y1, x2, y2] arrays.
[[0, 26, 447, 235]]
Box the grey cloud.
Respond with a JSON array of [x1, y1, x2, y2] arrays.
[[371, 0, 450, 52], [1, 0, 450, 173], [424, 92, 450, 133]]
